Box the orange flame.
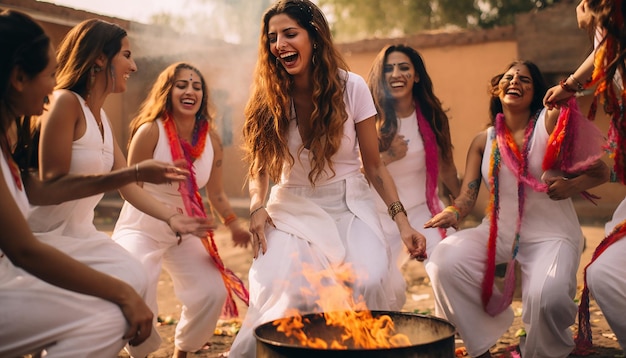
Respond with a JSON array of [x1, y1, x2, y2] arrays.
[[272, 263, 411, 349]]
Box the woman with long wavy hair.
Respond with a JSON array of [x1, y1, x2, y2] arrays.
[[229, 1, 427, 356], [367, 44, 460, 308], [112, 62, 250, 357], [27, 19, 212, 357]]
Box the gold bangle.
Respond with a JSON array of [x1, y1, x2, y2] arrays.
[[135, 163, 140, 184], [387, 201, 407, 221]]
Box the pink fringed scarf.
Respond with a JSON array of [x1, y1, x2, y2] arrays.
[[482, 111, 540, 316], [543, 97, 605, 203], [162, 113, 249, 318], [573, 220, 626, 355], [415, 103, 446, 239]]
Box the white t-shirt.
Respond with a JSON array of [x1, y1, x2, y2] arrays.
[[280, 70, 377, 187]]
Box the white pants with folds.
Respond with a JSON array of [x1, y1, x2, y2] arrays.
[[0, 259, 127, 358], [587, 197, 626, 351], [426, 225, 581, 358], [229, 177, 401, 357]]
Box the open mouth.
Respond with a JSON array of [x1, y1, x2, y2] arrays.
[[280, 52, 298, 65]]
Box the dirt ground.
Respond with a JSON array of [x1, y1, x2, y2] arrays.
[[105, 219, 624, 358]]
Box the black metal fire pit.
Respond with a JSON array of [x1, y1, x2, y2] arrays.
[[254, 310, 456, 358]]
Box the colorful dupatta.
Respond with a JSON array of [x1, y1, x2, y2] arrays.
[[482, 111, 540, 316], [586, 26, 626, 184], [162, 113, 249, 318], [415, 103, 445, 239]]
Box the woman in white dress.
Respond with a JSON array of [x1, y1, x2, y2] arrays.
[[0, 10, 154, 357], [112, 62, 251, 357], [424, 60, 608, 357], [366, 45, 460, 307], [27, 19, 212, 358], [543, 0, 626, 352], [228, 1, 428, 357]]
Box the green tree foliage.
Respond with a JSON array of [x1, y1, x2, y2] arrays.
[[147, 0, 273, 44], [318, 0, 560, 42]]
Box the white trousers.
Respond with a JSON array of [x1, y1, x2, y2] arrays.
[[0, 266, 127, 358], [114, 227, 227, 352], [426, 226, 580, 358], [586, 197, 626, 351], [229, 179, 397, 357], [33, 231, 161, 357]]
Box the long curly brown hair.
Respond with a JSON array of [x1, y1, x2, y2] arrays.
[[128, 62, 214, 143], [242, 0, 350, 184], [367, 44, 453, 163]]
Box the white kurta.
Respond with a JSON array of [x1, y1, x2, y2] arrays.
[[112, 119, 227, 352], [425, 110, 584, 358], [229, 71, 403, 357], [0, 153, 131, 357], [26, 91, 161, 357]]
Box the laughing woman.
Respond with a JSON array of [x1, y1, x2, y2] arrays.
[[0, 10, 153, 357], [26, 19, 211, 357], [112, 62, 250, 358], [228, 1, 427, 356], [424, 60, 608, 357]]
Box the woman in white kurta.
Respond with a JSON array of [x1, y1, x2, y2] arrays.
[[366, 45, 460, 304], [112, 63, 250, 357], [28, 19, 212, 358], [229, 1, 427, 357], [0, 9, 154, 356], [425, 61, 608, 358], [542, 1, 626, 352]]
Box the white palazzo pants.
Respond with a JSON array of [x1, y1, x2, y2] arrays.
[[426, 225, 581, 358]]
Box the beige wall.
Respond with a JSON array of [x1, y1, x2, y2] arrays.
[[343, 41, 626, 221]]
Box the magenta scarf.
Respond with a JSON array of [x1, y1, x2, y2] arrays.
[[415, 103, 445, 239]]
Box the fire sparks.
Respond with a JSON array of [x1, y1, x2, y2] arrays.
[[271, 263, 412, 349]]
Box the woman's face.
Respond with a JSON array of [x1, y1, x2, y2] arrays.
[[14, 45, 57, 117], [268, 13, 313, 78], [497, 64, 534, 110], [384, 51, 418, 102], [170, 68, 203, 119], [109, 36, 137, 93]]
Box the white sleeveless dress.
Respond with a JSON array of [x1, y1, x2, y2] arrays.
[[426, 110, 584, 357], [112, 119, 227, 352], [26, 91, 161, 357]]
